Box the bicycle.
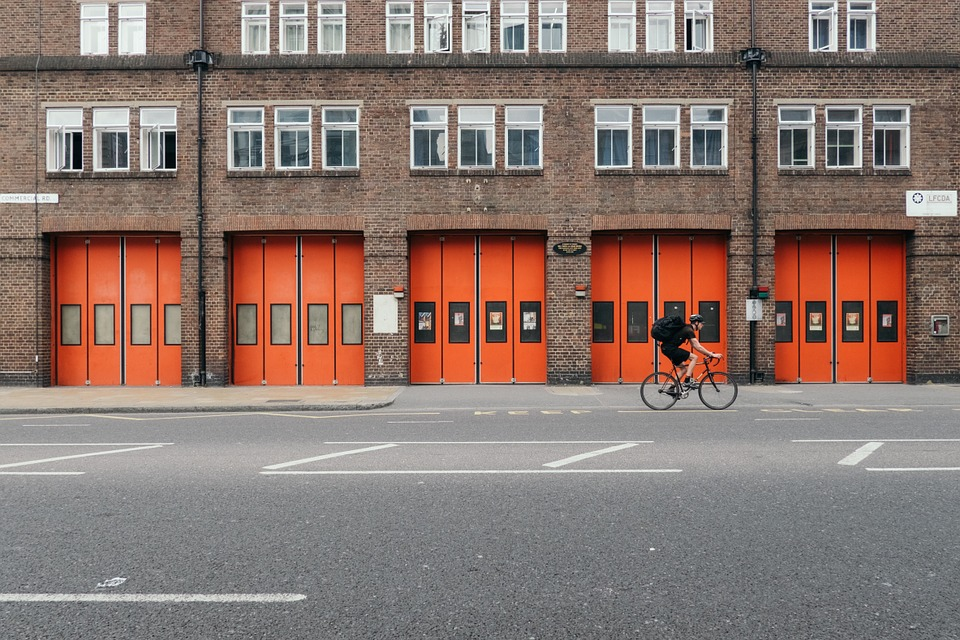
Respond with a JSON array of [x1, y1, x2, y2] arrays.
[[640, 355, 738, 410]]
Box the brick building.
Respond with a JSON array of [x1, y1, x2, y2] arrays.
[[1, 0, 957, 387]]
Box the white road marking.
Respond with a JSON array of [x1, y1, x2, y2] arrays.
[[0, 444, 166, 470], [866, 467, 960, 472], [0, 472, 85, 476], [0, 443, 173, 447], [543, 443, 640, 468], [755, 418, 822, 421], [262, 443, 398, 470], [794, 439, 960, 443], [0, 593, 306, 603], [838, 442, 884, 466], [323, 441, 652, 445], [386, 421, 454, 424], [261, 469, 681, 475]]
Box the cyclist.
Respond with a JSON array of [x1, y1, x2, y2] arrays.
[[660, 314, 722, 390]]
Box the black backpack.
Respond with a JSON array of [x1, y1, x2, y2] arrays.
[[650, 315, 685, 343]]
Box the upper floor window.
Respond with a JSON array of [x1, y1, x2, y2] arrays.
[[275, 107, 312, 169], [684, 1, 712, 52], [501, 1, 528, 53], [387, 2, 415, 53], [93, 108, 129, 171], [229, 108, 265, 170], [463, 2, 491, 53], [459, 106, 495, 168], [778, 106, 815, 168], [539, 1, 566, 52], [873, 106, 909, 169], [690, 105, 726, 168], [505, 106, 543, 169], [322, 107, 359, 169], [643, 105, 679, 168], [118, 3, 146, 55], [825, 106, 861, 168], [646, 1, 674, 52], [81, 4, 109, 55], [848, 0, 876, 51], [242, 3, 270, 54], [425, 2, 452, 53], [280, 2, 308, 54], [809, 1, 837, 51], [595, 105, 632, 169], [411, 106, 448, 168], [46, 109, 83, 172], [608, 1, 636, 52], [319, 2, 346, 53], [141, 107, 177, 171]]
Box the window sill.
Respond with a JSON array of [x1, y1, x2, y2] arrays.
[[778, 168, 911, 177], [409, 168, 544, 177], [226, 169, 360, 178], [595, 168, 729, 177], [45, 171, 177, 180]]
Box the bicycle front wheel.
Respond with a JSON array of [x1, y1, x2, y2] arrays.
[[698, 371, 738, 410], [640, 371, 680, 410]]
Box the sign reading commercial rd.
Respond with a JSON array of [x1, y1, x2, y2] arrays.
[[905, 190, 957, 217], [552, 241, 587, 256], [0, 193, 59, 204]]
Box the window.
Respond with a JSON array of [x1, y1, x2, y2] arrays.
[[463, 2, 490, 52], [539, 1, 566, 52], [425, 2, 451, 53], [809, 1, 837, 51], [825, 106, 861, 168], [141, 107, 177, 171], [318, 1, 345, 53], [323, 107, 359, 169], [595, 105, 632, 169], [242, 3, 270, 54], [81, 4, 109, 55], [608, 1, 636, 52], [118, 3, 146, 55], [690, 106, 726, 168], [93, 108, 129, 171], [501, 2, 528, 52], [778, 106, 815, 168], [387, 2, 414, 53], [228, 108, 264, 170], [46, 108, 83, 172], [275, 107, 312, 169], [646, 1, 674, 52], [411, 106, 447, 168], [280, 2, 308, 54], [848, 1, 875, 51], [505, 106, 542, 168], [873, 106, 909, 169], [459, 106, 495, 168], [684, 0, 712, 52], [643, 105, 679, 167]]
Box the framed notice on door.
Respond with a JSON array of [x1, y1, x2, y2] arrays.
[[520, 301, 541, 343], [486, 301, 507, 343], [414, 301, 436, 343], [805, 301, 827, 343], [841, 301, 863, 342]]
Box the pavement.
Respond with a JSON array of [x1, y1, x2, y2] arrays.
[[0, 381, 957, 414]]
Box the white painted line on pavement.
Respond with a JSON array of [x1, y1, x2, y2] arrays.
[[0, 444, 167, 470], [0, 593, 306, 603], [0, 472, 85, 476], [261, 469, 681, 475], [0, 443, 173, 447], [866, 467, 960, 472], [386, 421, 454, 424], [324, 441, 653, 445], [838, 442, 884, 466], [262, 443, 398, 470], [543, 443, 640, 468], [756, 418, 822, 421], [794, 439, 960, 443]]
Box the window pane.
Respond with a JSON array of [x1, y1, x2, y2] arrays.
[[270, 304, 292, 345], [164, 304, 181, 345], [94, 304, 115, 345], [342, 304, 363, 345], [237, 304, 258, 345], [307, 304, 329, 344], [131, 304, 151, 345], [61, 305, 82, 346]]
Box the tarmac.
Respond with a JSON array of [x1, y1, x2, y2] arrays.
[[0, 381, 957, 414]]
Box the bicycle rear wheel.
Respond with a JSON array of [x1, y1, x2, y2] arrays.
[[698, 371, 738, 410], [640, 371, 681, 410]]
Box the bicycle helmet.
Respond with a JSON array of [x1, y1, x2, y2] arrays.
[[689, 314, 704, 323]]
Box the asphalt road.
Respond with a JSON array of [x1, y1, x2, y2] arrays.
[[2, 399, 959, 639]]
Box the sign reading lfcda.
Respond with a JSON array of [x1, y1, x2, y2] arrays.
[[906, 191, 957, 217], [552, 241, 588, 256]]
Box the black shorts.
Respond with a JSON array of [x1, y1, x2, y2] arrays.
[[661, 346, 691, 367]]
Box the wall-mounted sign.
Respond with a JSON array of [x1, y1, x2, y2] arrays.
[[552, 241, 587, 256], [0, 193, 59, 204], [906, 191, 957, 217]]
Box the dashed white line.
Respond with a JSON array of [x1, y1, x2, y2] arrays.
[[838, 442, 884, 466], [0, 444, 167, 470], [261, 469, 681, 475], [543, 443, 640, 468], [866, 467, 960, 472], [0, 593, 306, 603], [262, 443, 398, 470]]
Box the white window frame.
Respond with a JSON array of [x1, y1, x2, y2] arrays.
[[690, 105, 726, 168], [275, 107, 312, 170], [608, 1, 636, 52], [646, 1, 674, 52], [463, 1, 491, 53], [684, 0, 712, 52], [242, 3, 270, 54], [505, 105, 543, 169], [228, 107, 265, 170], [322, 107, 359, 170], [410, 106, 448, 168], [140, 107, 177, 171], [501, 1, 528, 53], [458, 106, 496, 169], [642, 105, 680, 168], [825, 106, 862, 168], [539, 1, 567, 52], [93, 108, 130, 172], [81, 4, 109, 55], [425, 2, 452, 53], [387, 2, 415, 53], [280, 2, 308, 54], [46, 108, 84, 172], [118, 3, 146, 55], [847, 0, 876, 52], [873, 106, 910, 169], [778, 106, 815, 169], [318, 1, 346, 53], [595, 105, 633, 169], [809, 1, 837, 52]]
